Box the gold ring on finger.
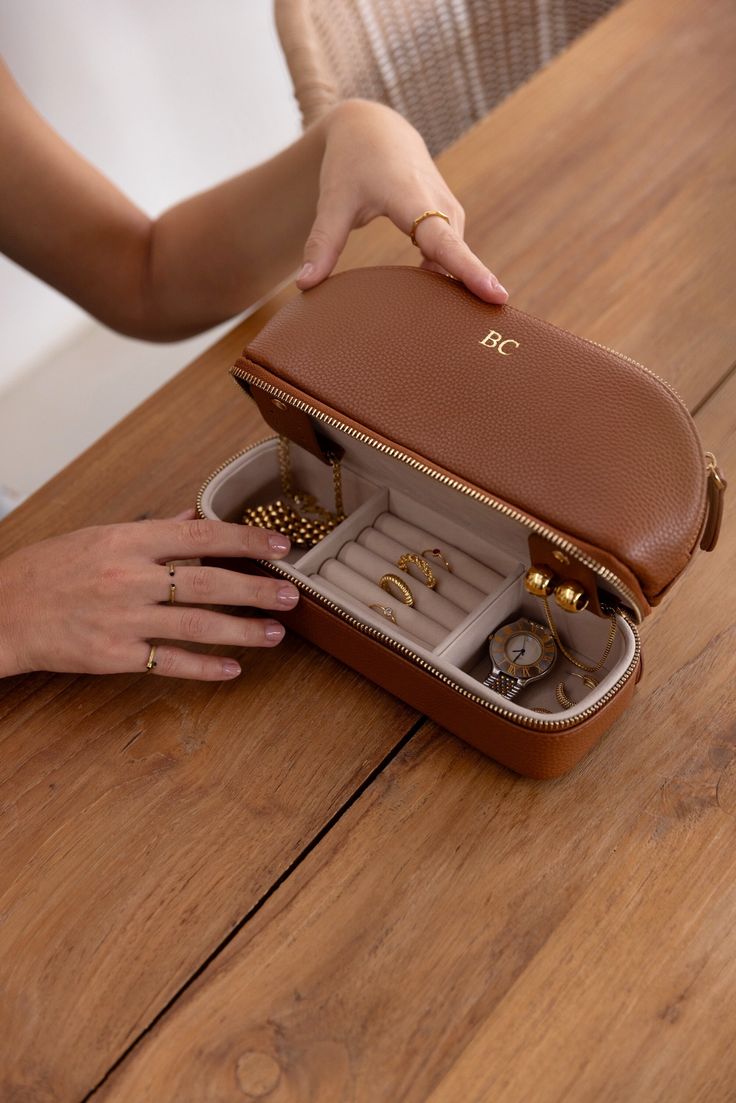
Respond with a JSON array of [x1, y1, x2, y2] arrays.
[[409, 209, 450, 247], [379, 573, 415, 606], [168, 583, 177, 605], [396, 553, 437, 589], [167, 562, 176, 576], [145, 643, 158, 672]]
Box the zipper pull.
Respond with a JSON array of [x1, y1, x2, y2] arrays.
[[700, 452, 726, 551]]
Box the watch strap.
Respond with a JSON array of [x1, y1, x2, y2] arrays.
[[482, 670, 522, 700]]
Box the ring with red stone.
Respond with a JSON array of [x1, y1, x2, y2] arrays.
[[421, 547, 452, 573]]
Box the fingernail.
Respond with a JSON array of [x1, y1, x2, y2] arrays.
[[488, 274, 508, 297], [268, 533, 290, 554], [265, 622, 285, 643], [222, 660, 241, 678], [277, 585, 299, 606], [297, 262, 314, 282]]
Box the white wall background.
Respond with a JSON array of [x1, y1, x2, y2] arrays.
[[0, 0, 301, 511]]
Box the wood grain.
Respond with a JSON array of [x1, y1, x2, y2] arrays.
[[0, 0, 733, 1098], [0, 289, 419, 1103], [338, 0, 736, 413], [95, 369, 736, 1103]]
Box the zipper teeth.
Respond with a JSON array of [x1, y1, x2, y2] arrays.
[[195, 436, 272, 518], [196, 435, 640, 731], [588, 339, 689, 411], [258, 556, 640, 731], [230, 364, 644, 619]]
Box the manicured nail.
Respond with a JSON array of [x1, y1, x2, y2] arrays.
[[277, 585, 299, 606], [265, 622, 285, 643], [297, 262, 314, 282], [222, 660, 241, 678], [268, 533, 290, 554], [488, 274, 508, 297]]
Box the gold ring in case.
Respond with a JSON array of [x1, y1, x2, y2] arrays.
[[369, 603, 398, 624], [421, 547, 452, 572], [379, 573, 415, 606], [396, 552, 437, 589]]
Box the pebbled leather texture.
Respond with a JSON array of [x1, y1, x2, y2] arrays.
[[245, 266, 709, 605]]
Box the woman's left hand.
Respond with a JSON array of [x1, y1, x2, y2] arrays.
[[296, 99, 508, 303]]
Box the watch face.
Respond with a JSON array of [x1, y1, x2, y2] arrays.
[[489, 618, 556, 682]]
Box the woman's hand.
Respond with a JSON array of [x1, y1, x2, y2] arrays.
[[297, 99, 508, 303], [1, 63, 504, 338], [0, 512, 299, 681]]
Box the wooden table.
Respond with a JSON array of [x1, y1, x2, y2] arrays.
[[2, 0, 735, 1098]]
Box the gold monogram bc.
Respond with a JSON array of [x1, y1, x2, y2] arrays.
[[479, 330, 520, 355]]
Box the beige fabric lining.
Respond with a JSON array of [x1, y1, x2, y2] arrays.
[[199, 435, 636, 719], [357, 526, 486, 612]]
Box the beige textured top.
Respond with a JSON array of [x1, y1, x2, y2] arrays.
[[276, 0, 621, 153]]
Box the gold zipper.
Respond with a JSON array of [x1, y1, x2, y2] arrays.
[[195, 436, 273, 519], [231, 363, 646, 619], [589, 339, 689, 410], [196, 433, 640, 731]]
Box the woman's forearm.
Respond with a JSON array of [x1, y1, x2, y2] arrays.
[[1, 58, 507, 343], [142, 117, 327, 339], [0, 60, 328, 340]]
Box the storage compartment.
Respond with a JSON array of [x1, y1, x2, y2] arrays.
[[198, 431, 638, 723]]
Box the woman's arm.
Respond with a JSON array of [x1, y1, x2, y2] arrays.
[[0, 61, 507, 341]]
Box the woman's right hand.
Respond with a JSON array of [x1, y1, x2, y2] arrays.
[[0, 511, 300, 680]]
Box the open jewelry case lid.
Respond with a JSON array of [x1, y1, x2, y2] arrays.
[[230, 266, 725, 622]]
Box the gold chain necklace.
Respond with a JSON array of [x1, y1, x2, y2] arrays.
[[541, 594, 617, 674], [241, 436, 346, 548]]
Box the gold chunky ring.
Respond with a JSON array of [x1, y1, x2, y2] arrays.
[[409, 209, 450, 246], [396, 552, 437, 589], [145, 644, 158, 672], [369, 603, 398, 624], [421, 547, 453, 573], [379, 573, 415, 606]]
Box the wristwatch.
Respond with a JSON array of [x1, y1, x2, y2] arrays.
[[483, 617, 557, 700]]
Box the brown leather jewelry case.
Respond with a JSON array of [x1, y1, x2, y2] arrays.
[[198, 266, 726, 778]]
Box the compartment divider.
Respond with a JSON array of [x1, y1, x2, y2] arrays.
[[293, 489, 389, 574]]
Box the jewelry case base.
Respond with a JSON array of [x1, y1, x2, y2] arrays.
[[199, 434, 640, 777]]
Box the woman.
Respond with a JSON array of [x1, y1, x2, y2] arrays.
[[0, 58, 507, 682]]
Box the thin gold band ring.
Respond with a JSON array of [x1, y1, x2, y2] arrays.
[[369, 603, 398, 624], [421, 547, 452, 573], [145, 644, 158, 672], [409, 209, 450, 246]]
